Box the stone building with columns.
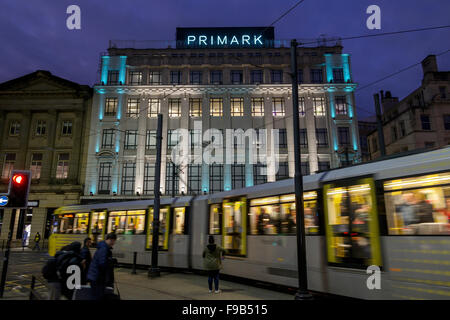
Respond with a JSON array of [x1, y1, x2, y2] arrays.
[[0, 70, 92, 246], [83, 28, 360, 202]]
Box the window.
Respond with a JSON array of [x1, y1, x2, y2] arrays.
[[108, 210, 145, 235], [56, 153, 70, 179], [210, 98, 223, 117], [2, 153, 15, 179], [253, 164, 267, 185], [301, 162, 310, 175], [297, 69, 303, 84], [444, 115, 450, 130], [173, 207, 187, 235], [61, 121, 72, 135], [335, 96, 347, 115], [232, 164, 245, 189], [30, 153, 42, 179], [105, 98, 118, 116], [399, 120, 406, 136], [278, 129, 287, 148], [98, 162, 112, 194], [170, 71, 182, 84], [9, 121, 20, 136], [276, 162, 289, 181], [231, 70, 243, 84], [251, 70, 263, 84], [383, 172, 450, 235], [126, 98, 139, 118], [166, 162, 179, 195], [251, 97, 264, 117], [300, 129, 308, 147], [318, 161, 330, 171], [231, 97, 244, 116], [189, 129, 202, 149], [124, 130, 138, 150], [272, 98, 285, 117], [169, 98, 181, 118], [210, 164, 223, 193], [146, 130, 157, 149], [102, 129, 115, 148], [149, 71, 161, 85], [146, 206, 170, 249], [168, 129, 180, 148], [89, 212, 106, 242], [310, 69, 323, 83], [271, 70, 283, 84], [249, 192, 319, 235], [190, 71, 202, 85], [143, 163, 155, 194], [188, 164, 202, 194], [189, 98, 202, 117], [35, 120, 46, 136], [210, 70, 222, 84], [107, 70, 119, 85], [209, 204, 222, 234], [338, 127, 350, 146], [299, 97, 305, 116], [332, 68, 344, 83], [223, 199, 246, 255], [129, 71, 142, 85], [313, 97, 326, 116], [316, 128, 328, 147], [391, 126, 397, 142], [148, 99, 160, 118], [72, 213, 89, 234], [121, 162, 136, 195], [421, 114, 431, 130]]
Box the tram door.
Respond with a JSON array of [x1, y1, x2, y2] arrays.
[[222, 198, 247, 256], [323, 178, 382, 268]]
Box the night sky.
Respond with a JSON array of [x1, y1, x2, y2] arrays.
[[1, 0, 449, 119]]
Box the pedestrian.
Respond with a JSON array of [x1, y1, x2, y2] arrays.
[[202, 236, 226, 294], [56, 241, 83, 300], [32, 232, 41, 251], [87, 233, 118, 300], [80, 237, 92, 285]]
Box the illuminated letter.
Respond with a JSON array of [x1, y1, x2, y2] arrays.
[[66, 5, 81, 30], [254, 35, 263, 45], [199, 35, 207, 46], [242, 35, 250, 45], [210, 35, 214, 45], [366, 5, 381, 30], [187, 35, 196, 45], [230, 35, 239, 45], [217, 35, 227, 45]]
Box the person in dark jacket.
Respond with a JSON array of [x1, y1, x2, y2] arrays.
[[56, 241, 83, 300], [202, 236, 226, 293], [32, 232, 41, 251], [80, 237, 92, 285], [87, 233, 117, 300]]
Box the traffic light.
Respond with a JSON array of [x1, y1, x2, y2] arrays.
[[6, 170, 31, 208]]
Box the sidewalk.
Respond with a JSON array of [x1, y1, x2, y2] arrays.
[[114, 268, 292, 300]]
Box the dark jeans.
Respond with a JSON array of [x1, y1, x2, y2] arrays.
[[33, 242, 40, 251], [208, 270, 220, 291], [89, 281, 106, 300]]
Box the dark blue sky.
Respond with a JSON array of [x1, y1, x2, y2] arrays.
[[1, 0, 449, 119]]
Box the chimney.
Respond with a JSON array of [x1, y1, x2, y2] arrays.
[[380, 90, 399, 113], [421, 55, 438, 75]]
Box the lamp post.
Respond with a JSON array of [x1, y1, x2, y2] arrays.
[[290, 39, 313, 300]]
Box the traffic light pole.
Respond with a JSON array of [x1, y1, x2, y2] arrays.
[[0, 209, 16, 298], [290, 39, 313, 300]]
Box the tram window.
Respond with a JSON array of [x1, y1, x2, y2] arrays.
[[173, 207, 186, 235], [209, 204, 222, 235], [90, 212, 106, 236], [125, 210, 146, 235], [384, 172, 450, 235], [56, 214, 74, 234], [223, 199, 246, 256], [249, 192, 319, 235], [73, 213, 89, 234], [324, 180, 382, 267], [147, 207, 170, 249], [108, 211, 127, 234]]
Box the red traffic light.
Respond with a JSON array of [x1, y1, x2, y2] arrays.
[[12, 174, 24, 185]]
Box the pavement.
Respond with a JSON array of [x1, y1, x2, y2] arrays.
[[0, 249, 292, 300]]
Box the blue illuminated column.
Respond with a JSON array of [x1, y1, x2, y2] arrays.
[[201, 162, 209, 193], [119, 56, 127, 85], [224, 165, 231, 191], [341, 54, 351, 82], [345, 93, 354, 118], [325, 54, 334, 83], [328, 90, 336, 119], [101, 56, 110, 85], [117, 91, 124, 120]]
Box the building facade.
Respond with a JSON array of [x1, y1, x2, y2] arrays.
[[0, 71, 92, 246], [368, 55, 450, 159], [84, 28, 360, 201], [358, 119, 377, 162]]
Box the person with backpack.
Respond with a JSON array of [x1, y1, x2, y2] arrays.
[[87, 233, 117, 300], [80, 237, 92, 285], [56, 242, 83, 300], [202, 236, 226, 294], [32, 232, 41, 251]]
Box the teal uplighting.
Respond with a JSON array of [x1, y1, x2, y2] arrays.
[[90, 184, 96, 195], [115, 129, 120, 153], [325, 54, 333, 83], [101, 56, 110, 85], [119, 56, 127, 84], [352, 130, 358, 151], [98, 97, 104, 121], [117, 94, 122, 120], [328, 91, 336, 118], [341, 54, 351, 82], [333, 136, 338, 151]]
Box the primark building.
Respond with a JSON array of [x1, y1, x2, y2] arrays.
[[84, 27, 360, 202]]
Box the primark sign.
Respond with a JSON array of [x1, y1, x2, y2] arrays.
[[176, 27, 275, 49]]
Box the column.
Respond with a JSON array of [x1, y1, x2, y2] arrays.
[[264, 94, 275, 182], [285, 94, 295, 178], [201, 94, 210, 193], [160, 95, 169, 194], [305, 94, 318, 174], [179, 96, 190, 194], [135, 98, 148, 195]]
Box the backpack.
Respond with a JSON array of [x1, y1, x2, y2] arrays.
[[42, 257, 58, 281]]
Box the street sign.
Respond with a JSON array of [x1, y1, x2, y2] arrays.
[[0, 196, 8, 206]]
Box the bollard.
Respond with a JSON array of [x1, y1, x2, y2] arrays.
[[29, 276, 36, 300], [132, 252, 137, 274]]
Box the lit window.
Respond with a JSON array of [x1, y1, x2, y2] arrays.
[[210, 164, 223, 193], [272, 98, 285, 117], [121, 162, 136, 195], [30, 153, 43, 179], [129, 71, 142, 85], [98, 162, 112, 194], [126, 98, 139, 118], [105, 98, 118, 116], [102, 129, 115, 148], [251, 98, 264, 117], [2, 153, 15, 179], [335, 96, 347, 115], [169, 98, 181, 117], [210, 98, 223, 117], [299, 97, 305, 116], [56, 153, 70, 179], [313, 97, 326, 117], [124, 130, 138, 150], [231, 97, 244, 116], [61, 121, 72, 135], [35, 120, 46, 136], [148, 98, 160, 118], [146, 130, 157, 149], [9, 121, 20, 136], [149, 71, 161, 85], [189, 98, 202, 117]]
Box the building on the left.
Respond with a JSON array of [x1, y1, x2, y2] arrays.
[[0, 70, 92, 247]]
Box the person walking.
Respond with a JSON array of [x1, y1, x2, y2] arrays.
[[56, 242, 83, 300], [202, 236, 226, 294], [32, 232, 41, 251], [87, 233, 117, 300], [80, 237, 92, 285]]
